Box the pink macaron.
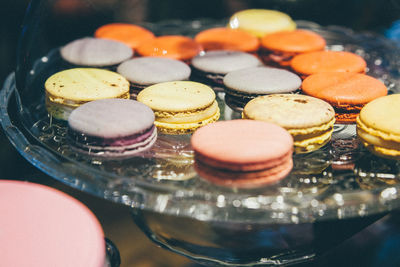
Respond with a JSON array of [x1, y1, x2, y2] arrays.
[[191, 120, 293, 188], [0, 180, 106, 267]]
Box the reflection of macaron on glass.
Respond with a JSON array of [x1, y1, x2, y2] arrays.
[[357, 94, 400, 160], [45, 68, 130, 120], [68, 98, 157, 158], [228, 9, 296, 38], [117, 57, 191, 97], [194, 27, 260, 52], [137, 81, 220, 135], [223, 66, 301, 111], [191, 50, 262, 87], [60, 37, 133, 66], [136, 35, 202, 61], [243, 94, 335, 153], [0, 180, 106, 267], [191, 120, 293, 188], [290, 51, 367, 78], [302, 72, 387, 124], [260, 29, 326, 67], [94, 23, 155, 50]]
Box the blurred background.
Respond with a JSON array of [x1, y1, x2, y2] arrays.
[[1, 0, 400, 266]]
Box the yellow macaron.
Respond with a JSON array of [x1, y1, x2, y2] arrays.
[[137, 81, 220, 134], [228, 9, 296, 38], [45, 68, 130, 120], [243, 94, 335, 153], [356, 94, 400, 160]]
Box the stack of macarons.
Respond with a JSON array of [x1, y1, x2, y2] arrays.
[[40, 9, 393, 184]]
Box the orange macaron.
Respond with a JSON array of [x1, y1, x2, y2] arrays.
[[290, 50, 367, 79], [260, 29, 326, 67], [94, 23, 155, 50], [136, 35, 202, 62], [302, 72, 387, 124], [194, 27, 260, 52]]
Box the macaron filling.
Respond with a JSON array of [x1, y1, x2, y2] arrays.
[[68, 125, 157, 155]]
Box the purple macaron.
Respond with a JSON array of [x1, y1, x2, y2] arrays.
[[67, 98, 157, 158]]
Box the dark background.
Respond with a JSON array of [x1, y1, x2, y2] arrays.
[[1, 1, 400, 266]]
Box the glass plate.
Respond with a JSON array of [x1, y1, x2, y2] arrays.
[[2, 20, 400, 225]]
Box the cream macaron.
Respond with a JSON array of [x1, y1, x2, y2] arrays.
[[45, 68, 130, 120], [137, 81, 220, 134]]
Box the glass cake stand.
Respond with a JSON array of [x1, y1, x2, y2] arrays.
[[3, 9, 400, 266]]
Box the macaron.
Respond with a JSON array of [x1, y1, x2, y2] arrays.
[[45, 68, 130, 120], [136, 35, 202, 62], [302, 72, 388, 124], [223, 66, 302, 111], [227, 9, 296, 38], [356, 94, 400, 160], [194, 27, 260, 52], [94, 23, 155, 50], [191, 120, 293, 188], [191, 50, 262, 89], [68, 98, 157, 158], [243, 94, 335, 153], [137, 81, 220, 135], [290, 51, 367, 79], [117, 57, 191, 97], [60, 37, 133, 67], [260, 29, 326, 67], [0, 180, 106, 267]]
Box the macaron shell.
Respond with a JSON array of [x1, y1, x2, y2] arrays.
[[243, 94, 335, 129], [261, 29, 326, 53], [117, 57, 191, 85], [290, 51, 367, 76], [137, 81, 216, 112], [68, 98, 155, 138], [228, 9, 296, 38], [191, 120, 293, 170], [60, 37, 133, 66], [191, 50, 262, 74], [0, 181, 105, 267], [302, 72, 388, 106], [195, 157, 293, 188], [194, 27, 260, 52], [94, 23, 155, 50], [223, 67, 301, 94], [45, 68, 130, 102], [136, 35, 202, 61]]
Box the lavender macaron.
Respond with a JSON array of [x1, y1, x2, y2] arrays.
[[117, 57, 191, 97], [67, 98, 157, 158], [191, 50, 262, 90], [223, 66, 301, 111], [60, 37, 133, 67]]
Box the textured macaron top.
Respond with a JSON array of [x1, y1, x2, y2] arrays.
[[191, 120, 293, 165], [291, 51, 367, 76], [261, 29, 326, 53], [223, 67, 301, 94], [136, 35, 202, 61], [243, 94, 335, 129], [45, 68, 130, 102], [0, 180, 105, 267], [68, 98, 155, 138], [302, 72, 387, 106], [191, 50, 262, 74], [358, 94, 400, 136], [60, 37, 133, 66], [228, 9, 296, 38], [117, 57, 191, 85], [137, 81, 216, 112], [194, 27, 260, 52], [94, 23, 155, 50]]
